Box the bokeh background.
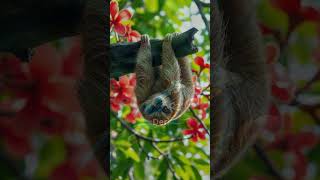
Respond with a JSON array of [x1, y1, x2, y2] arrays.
[[0, 37, 106, 179], [110, 0, 210, 179], [223, 0, 320, 180], [0, 0, 319, 179]]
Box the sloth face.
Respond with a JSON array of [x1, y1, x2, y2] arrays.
[[140, 93, 174, 125]]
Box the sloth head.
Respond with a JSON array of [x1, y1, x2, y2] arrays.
[[140, 92, 175, 126]]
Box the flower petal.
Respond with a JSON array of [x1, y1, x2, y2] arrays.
[[114, 23, 127, 36], [118, 9, 132, 21], [271, 0, 301, 15], [183, 129, 194, 135], [191, 135, 198, 142], [110, 1, 119, 19], [301, 7, 320, 22], [187, 118, 198, 129], [119, 75, 130, 86], [29, 44, 62, 80], [194, 56, 205, 67], [265, 42, 279, 64], [198, 131, 206, 140], [41, 78, 81, 113], [130, 30, 141, 38]]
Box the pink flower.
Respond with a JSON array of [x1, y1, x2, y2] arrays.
[[183, 118, 206, 142], [124, 107, 142, 123], [0, 118, 32, 158], [270, 64, 295, 103], [110, 1, 132, 36], [265, 103, 282, 134], [110, 76, 135, 106], [194, 56, 209, 71], [124, 25, 141, 42], [265, 42, 280, 64]]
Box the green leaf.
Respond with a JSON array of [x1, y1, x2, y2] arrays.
[[133, 162, 145, 179], [157, 169, 168, 180], [111, 159, 133, 179], [292, 110, 315, 132], [296, 21, 318, 38], [177, 154, 191, 165], [192, 166, 202, 180], [174, 165, 189, 180], [126, 148, 141, 162], [257, 0, 288, 35], [193, 159, 209, 166], [35, 137, 66, 178], [114, 140, 131, 148], [184, 165, 196, 179], [121, 106, 131, 118], [145, 0, 159, 13]]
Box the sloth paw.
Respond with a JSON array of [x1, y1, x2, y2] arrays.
[[164, 33, 179, 42], [141, 34, 150, 47]]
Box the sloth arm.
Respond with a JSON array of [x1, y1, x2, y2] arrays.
[[160, 34, 181, 87], [178, 57, 194, 110], [134, 36, 154, 104]]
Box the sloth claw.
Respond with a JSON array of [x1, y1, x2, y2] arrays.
[[141, 34, 150, 46], [164, 32, 179, 43]]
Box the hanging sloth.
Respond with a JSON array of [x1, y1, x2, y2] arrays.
[[134, 33, 194, 126], [212, 0, 270, 178]]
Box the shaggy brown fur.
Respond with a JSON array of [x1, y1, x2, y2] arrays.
[[212, 0, 270, 178], [135, 33, 194, 126]]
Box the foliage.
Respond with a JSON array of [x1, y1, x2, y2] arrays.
[[110, 0, 210, 179]]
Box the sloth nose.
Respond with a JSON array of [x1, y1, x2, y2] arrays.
[[155, 98, 163, 107]]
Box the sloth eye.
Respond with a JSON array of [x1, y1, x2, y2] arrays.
[[146, 105, 156, 114], [162, 106, 171, 114]]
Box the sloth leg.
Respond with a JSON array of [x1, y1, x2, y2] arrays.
[[160, 33, 181, 87], [178, 57, 194, 111], [135, 35, 154, 103], [178, 57, 193, 88]]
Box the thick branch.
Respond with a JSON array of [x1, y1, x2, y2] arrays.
[[111, 28, 199, 78]]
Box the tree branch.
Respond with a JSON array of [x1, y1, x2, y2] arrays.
[[151, 142, 179, 179], [193, 0, 210, 33], [111, 28, 199, 78], [253, 144, 285, 180], [189, 107, 210, 135], [112, 112, 186, 179], [112, 112, 191, 143], [136, 137, 161, 160], [199, 1, 210, 7]]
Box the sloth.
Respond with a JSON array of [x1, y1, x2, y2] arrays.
[[134, 33, 194, 126], [212, 0, 270, 178]]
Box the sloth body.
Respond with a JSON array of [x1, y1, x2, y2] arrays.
[[134, 33, 194, 126]]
